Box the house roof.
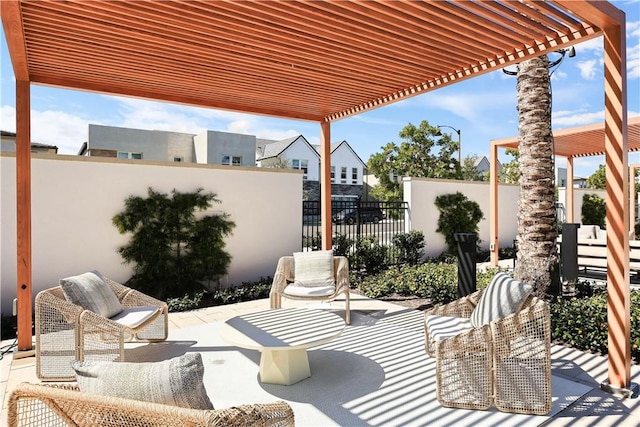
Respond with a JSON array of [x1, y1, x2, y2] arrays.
[[312, 141, 367, 167], [1, 130, 58, 150], [256, 135, 318, 161], [1, 0, 615, 123], [491, 116, 640, 158]]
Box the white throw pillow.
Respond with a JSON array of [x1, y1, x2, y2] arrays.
[[470, 272, 533, 328], [72, 353, 213, 410], [60, 271, 123, 318], [293, 250, 335, 288]]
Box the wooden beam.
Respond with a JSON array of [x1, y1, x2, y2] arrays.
[[320, 122, 332, 251], [602, 23, 631, 395], [566, 157, 575, 223], [490, 141, 499, 266], [631, 164, 639, 239], [15, 79, 32, 351], [1, 0, 29, 80]]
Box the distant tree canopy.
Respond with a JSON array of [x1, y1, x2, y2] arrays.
[[586, 164, 606, 189], [499, 148, 521, 184], [460, 154, 487, 181], [367, 120, 459, 202]]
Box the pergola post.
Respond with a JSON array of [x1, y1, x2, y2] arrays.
[[490, 141, 499, 266], [630, 164, 638, 238], [319, 121, 332, 251], [16, 79, 33, 351], [566, 156, 575, 223], [602, 23, 631, 395]]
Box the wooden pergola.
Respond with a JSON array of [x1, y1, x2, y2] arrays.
[[490, 116, 640, 236], [1, 1, 631, 393]]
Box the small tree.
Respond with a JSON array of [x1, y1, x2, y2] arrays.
[[112, 187, 236, 299], [586, 164, 606, 189], [434, 192, 483, 254], [582, 193, 606, 228]]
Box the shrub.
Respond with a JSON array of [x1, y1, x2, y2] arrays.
[[351, 235, 388, 274], [391, 231, 425, 265], [434, 192, 483, 254], [581, 193, 606, 228], [550, 288, 640, 363], [332, 233, 353, 257], [167, 277, 272, 312], [112, 188, 236, 299]]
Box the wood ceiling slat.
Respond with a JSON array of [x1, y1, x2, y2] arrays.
[[299, 0, 493, 67], [22, 3, 416, 88], [79, 0, 434, 82], [27, 46, 376, 106], [200, 2, 460, 75], [5, 0, 607, 123], [503, 0, 573, 34], [24, 27, 394, 98], [0, 0, 29, 80]]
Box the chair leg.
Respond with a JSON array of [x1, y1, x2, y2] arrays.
[[344, 290, 350, 325]]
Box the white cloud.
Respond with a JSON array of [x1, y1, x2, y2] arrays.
[[573, 37, 604, 54], [628, 40, 640, 79], [1, 105, 91, 154], [576, 60, 598, 80], [628, 20, 640, 38], [552, 109, 604, 126], [417, 90, 514, 122]]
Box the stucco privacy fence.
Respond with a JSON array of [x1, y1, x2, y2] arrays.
[[1, 153, 526, 316]]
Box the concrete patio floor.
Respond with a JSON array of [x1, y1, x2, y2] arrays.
[[2, 294, 640, 426]]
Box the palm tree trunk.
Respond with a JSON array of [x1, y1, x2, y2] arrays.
[[514, 55, 560, 297]]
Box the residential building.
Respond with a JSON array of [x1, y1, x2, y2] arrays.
[[1, 130, 59, 154]]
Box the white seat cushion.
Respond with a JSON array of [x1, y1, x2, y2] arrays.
[[293, 250, 335, 287], [470, 272, 533, 328], [284, 284, 336, 297], [425, 314, 474, 342], [110, 306, 159, 328]]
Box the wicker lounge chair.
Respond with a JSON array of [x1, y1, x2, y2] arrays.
[[424, 274, 551, 415], [7, 382, 295, 427], [270, 254, 350, 324], [36, 275, 168, 381]]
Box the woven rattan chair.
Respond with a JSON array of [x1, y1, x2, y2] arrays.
[[424, 289, 551, 415], [269, 255, 350, 324], [7, 382, 295, 427], [35, 276, 168, 381]]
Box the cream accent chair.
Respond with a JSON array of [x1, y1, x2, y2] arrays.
[[424, 273, 551, 415], [269, 255, 350, 324], [8, 383, 295, 427], [35, 275, 168, 381]]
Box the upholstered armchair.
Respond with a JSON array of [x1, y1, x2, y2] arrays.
[[424, 272, 551, 415], [269, 252, 350, 324], [36, 271, 168, 381]]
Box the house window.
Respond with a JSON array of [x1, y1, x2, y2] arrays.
[[292, 159, 308, 180], [341, 167, 347, 184], [222, 155, 242, 166], [331, 166, 335, 183], [117, 151, 142, 160], [351, 167, 358, 184]]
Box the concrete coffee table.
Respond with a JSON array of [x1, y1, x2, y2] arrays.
[[220, 307, 345, 385]]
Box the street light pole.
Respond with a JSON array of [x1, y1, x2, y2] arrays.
[[437, 125, 461, 164]]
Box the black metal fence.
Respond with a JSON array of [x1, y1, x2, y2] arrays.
[[302, 200, 409, 264]]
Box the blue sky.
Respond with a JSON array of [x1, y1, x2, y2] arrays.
[[1, 1, 639, 179]]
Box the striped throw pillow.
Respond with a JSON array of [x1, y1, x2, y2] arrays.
[[60, 271, 123, 318], [470, 272, 533, 328]]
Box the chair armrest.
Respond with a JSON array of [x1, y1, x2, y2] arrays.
[[270, 256, 294, 296], [120, 288, 167, 311], [8, 382, 295, 427], [36, 288, 84, 324], [425, 289, 484, 319], [435, 323, 492, 355], [334, 256, 350, 294]]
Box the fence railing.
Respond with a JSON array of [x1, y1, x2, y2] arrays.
[[302, 200, 409, 265]]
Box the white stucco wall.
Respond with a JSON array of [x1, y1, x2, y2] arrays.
[[404, 177, 520, 256], [1, 153, 302, 315], [557, 187, 607, 224]]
